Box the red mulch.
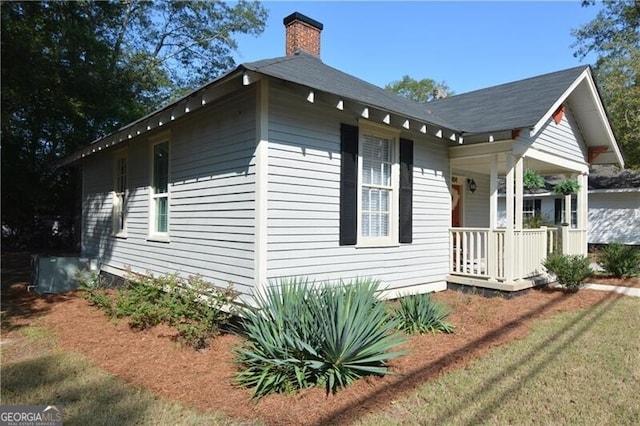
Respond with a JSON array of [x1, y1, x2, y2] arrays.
[[2, 253, 635, 425]]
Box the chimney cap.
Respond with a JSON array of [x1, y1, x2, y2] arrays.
[[283, 12, 323, 31]]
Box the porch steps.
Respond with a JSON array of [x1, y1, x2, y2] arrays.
[[446, 273, 553, 297]]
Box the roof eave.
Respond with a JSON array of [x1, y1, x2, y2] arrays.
[[58, 66, 247, 167]]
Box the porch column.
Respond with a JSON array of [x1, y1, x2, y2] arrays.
[[577, 172, 588, 253], [514, 156, 524, 279], [562, 174, 573, 255], [514, 156, 524, 230], [504, 154, 515, 282], [488, 154, 498, 281]]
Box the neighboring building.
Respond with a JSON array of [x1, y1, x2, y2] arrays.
[[588, 166, 639, 246], [61, 12, 624, 299], [496, 166, 639, 245]]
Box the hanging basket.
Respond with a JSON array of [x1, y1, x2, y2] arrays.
[[553, 179, 580, 195]]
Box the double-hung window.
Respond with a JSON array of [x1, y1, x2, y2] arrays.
[[150, 140, 169, 237], [358, 124, 400, 246], [340, 122, 412, 247], [113, 151, 127, 237], [523, 199, 541, 220]]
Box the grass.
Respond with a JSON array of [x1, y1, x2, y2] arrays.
[[0, 327, 254, 426], [357, 295, 640, 425]]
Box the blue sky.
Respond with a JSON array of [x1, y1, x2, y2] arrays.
[[232, 1, 601, 95]]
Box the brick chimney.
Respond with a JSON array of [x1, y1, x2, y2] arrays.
[[283, 12, 323, 57]]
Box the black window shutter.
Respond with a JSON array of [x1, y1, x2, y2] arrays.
[[534, 199, 542, 214], [399, 138, 413, 243], [340, 124, 358, 245]]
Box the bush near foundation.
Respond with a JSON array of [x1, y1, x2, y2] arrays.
[[597, 243, 640, 277], [543, 253, 592, 292]]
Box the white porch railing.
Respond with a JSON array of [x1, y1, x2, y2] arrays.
[[563, 229, 587, 255], [450, 227, 562, 283]]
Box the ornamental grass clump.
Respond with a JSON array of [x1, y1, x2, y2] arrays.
[[235, 277, 405, 398], [395, 293, 454, 335], [597, 243, 640, 277], [543, 253, 592, 292]]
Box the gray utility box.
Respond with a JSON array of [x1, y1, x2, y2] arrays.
[[31, 255, 100, 294]]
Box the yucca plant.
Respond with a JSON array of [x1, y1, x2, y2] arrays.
[[308, 281, 406, 392], [235, 277, 405, 398], [395, 293, 454, 335]]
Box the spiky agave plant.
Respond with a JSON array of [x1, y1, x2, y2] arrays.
[[235, 277, 405, 398]]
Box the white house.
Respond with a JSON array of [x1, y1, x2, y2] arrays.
[[61, 12, 624, 300]]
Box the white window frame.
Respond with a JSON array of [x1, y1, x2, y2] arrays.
[[149, 133, 170, 241], [357, 121, 400, 247], [112, 149, 128, 238], [522, 199, 541, 220]]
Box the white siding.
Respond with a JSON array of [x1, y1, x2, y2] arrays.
[[525, 105, 587, 163], [265, 83, 450, 296], [81, 88, 258, 296], [589, 191, 640, 245], [454, 171, 490, 228]]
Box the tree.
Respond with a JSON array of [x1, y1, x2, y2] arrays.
[[572, 0, 640, 168], [109, 0, 268, 102], [385, 75, 453, 103], [1, 1, 267, 249]]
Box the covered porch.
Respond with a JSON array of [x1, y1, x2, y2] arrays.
[[447, 140, 589, 292]]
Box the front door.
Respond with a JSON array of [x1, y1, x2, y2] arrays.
[[452, 184, 462, 227]]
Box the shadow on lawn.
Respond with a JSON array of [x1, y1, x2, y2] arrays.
[[1, 253, 75, 334], [1, 353, 153, 425], [314, 289, 623, 426]]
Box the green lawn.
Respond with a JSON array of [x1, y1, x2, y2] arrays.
[[0, 325, 248, 426], [357, 295, 640, 425]]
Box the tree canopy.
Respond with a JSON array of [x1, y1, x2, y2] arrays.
[[1, 0, 267, 249], [385, 75, 453, 103], [572, 0, 640, 168]]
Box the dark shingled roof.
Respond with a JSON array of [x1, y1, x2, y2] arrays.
[[425, 65, 589, 133], [241, 51, 459, 130], [588, 165, 640, 190], [497, 165, 640, 193]]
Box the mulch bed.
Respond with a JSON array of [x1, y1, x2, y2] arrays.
[[588, 275, 640, 288], [2, 253, 637, 425]]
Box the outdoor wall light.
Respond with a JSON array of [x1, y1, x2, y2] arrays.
[[467, 178, 477, 193]]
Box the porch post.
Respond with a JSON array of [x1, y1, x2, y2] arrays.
[[488, 154, 498, 281], [514, 156, 524, 230], [562, 175, 572, 254], [504, 154, 515, 282], [577, 172, 588, 254], [514, 156, 524, 279]]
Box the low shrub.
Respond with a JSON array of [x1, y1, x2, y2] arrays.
[[235, 277, 405, 398], [77, 272, 114, 315], [597, 243, 640, 277], [543, 253, 592, 291], [395, 293, 454, 335], [81, 271, 237, 349]]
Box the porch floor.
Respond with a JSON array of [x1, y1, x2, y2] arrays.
[[446, 273, 553, 293]]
